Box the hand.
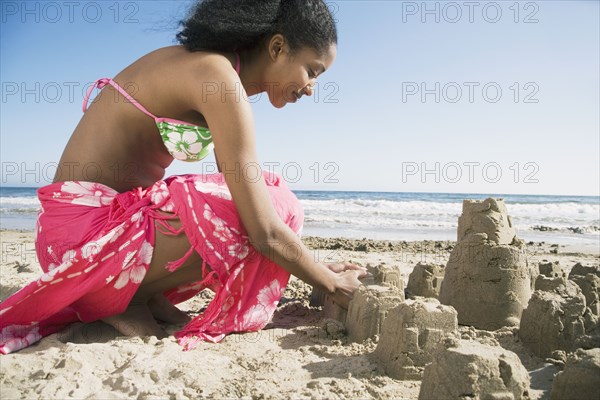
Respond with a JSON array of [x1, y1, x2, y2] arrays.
[[327, 264, 369, 309], [325, 262, 368, 275]]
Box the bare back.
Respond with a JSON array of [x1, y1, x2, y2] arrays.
[[53, 46, 233, 193]]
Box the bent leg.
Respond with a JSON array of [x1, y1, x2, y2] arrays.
[[102, 212, 205, 335], [101, 295, 167, 338]]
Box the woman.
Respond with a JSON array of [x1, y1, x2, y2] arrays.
[[0, 0, 365, 354]]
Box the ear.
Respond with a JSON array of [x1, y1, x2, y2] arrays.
[[267, 34, 287, 61]]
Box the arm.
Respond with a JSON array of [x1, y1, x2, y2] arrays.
[[253, 224, 367, 308], [190, 59, 363, 305]]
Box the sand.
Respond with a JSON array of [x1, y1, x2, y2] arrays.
[[1, 228, 599, 399], [439, 199, 533, 330]]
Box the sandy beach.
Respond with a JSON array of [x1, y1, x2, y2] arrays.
[[2, 0, 598, 397], [0, 227, 598, 400]]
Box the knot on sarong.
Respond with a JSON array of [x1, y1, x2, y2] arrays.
[[106, 189, 151, 231]]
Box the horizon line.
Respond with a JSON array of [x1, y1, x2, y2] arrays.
[[1, 184, 599, 199]]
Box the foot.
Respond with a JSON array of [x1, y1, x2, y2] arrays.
[[148, 293, 191, 324], [102, 297, 167, 339]]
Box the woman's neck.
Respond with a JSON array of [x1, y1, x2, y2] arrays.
[[236, 49, 271, 98]]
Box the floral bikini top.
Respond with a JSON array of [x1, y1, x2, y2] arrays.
[[82, 53, 240, 162]]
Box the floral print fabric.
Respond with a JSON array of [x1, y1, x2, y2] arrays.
[[158, 121, 214, 162], [0, 172, 304, 354]]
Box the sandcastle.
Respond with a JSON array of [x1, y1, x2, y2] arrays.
[[306, 198, 597, 399], [345, 285, 404, 342], [550, 348, 600, 400], [310, 263, 405, 328], [539, 260, 565, 279], [405, 262, 445, 299], [519, 284, 587, 357], [369, 263, 403, 289], [439, 198, 533, 330], [569, 262, 600, 329], [535, 260, 569, 292], [520, 261, 597, 357], [418, 338, 531, 400], [373, 298, 457, 379]]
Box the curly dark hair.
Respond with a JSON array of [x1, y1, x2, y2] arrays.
[[176, 0, 337, 56]]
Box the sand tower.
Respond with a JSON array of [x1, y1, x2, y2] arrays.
[[406, 262, 445, 299], [418, 338, 530, 400], [519, 262, 594, 357], [439, 198, 533, 330], [373, 298, 458, 379]]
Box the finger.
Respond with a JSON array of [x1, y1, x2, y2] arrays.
[[343, 264, 367, 272], [356, 269, 370, 278], [327, 263, 345, 273], [342, 265, 369, 278], [342, 269, 368, 281]]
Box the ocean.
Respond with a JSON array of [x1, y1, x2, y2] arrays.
[[1, 186, 598, 252]]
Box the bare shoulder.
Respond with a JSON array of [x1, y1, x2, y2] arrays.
[[112, 45, 241, 120], [184, 51, 243, 110], [157, 46, 242, 111], [188, 50, 238, 79]]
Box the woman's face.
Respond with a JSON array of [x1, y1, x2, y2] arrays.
[[266, 42, 337, 108]]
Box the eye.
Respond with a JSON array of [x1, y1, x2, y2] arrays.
[[308, 69, 317, 79]]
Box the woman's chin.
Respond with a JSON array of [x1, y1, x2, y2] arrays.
[[269, 93, 298, 108], [271, 98, 287, 109]]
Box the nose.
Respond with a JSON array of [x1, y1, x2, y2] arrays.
[[303, 84, 315, 97]]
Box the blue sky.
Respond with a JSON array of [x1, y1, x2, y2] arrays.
[[1, 0, 599, 196]]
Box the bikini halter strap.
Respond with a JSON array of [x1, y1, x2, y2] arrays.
[[82, 78, 158, 119], [83, 54, 240, 115]]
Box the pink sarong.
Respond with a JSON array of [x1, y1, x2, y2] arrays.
[[0, 172, 303, 354]]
